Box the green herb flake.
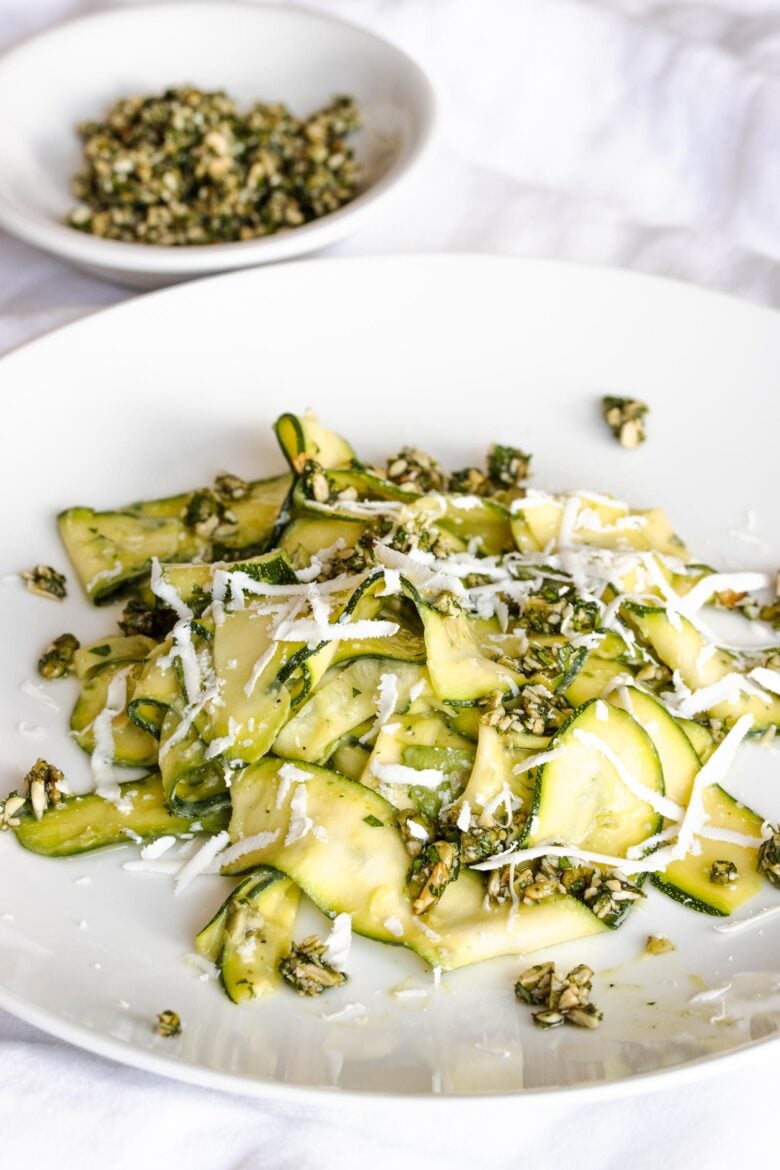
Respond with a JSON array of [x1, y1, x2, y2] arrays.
[[363, 815, 384, 828], [89, 644, 112, 658]]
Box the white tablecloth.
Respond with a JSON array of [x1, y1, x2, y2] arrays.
[[1, 0, 778, 1164]]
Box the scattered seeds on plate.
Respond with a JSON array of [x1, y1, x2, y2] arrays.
[[602, 396, 649, 448]]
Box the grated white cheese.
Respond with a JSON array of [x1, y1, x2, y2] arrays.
[[150, 558, 192, 621], [274, 617, 400, 645], [91, 670, 130, 806], [371, 761, 446, 789], [284, 784, 313, 845], [214, 830, 280, 870], [572, 728, 684, 820], [140, 835, 176, 861], [749, 666, 780, 696], [713, 904, 780, 934], [671, 673, 773, 718], [456, 801, 471, 832], [20, 679, 60, 712], [276, 761, 310, 808], [174, 831, 230, 895], [204, 716, 241, 761], [359, 672, 400, 745], [243, 644, 278, 699], [689, 982, 733, 1004], [123, 859, 184, 875], [697, 826, 764, 849], [680, 571, 769, 616], [322, 912, 352, 971], [85, 561, 123, 592], [320, 1002, 367, 1022], [384, 916, 404, 937], [378, 568, 402, 596], [406, 819, 429, 842], [512, 747, 565, 775], [18, 721, 47, 739]]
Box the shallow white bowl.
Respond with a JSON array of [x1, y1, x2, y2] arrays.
[[0, 2, 435, 288]]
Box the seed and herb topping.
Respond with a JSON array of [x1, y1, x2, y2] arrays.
[[37, 633, 80, 680], [67, 87, 361, 246], [645, 935, 676, 955], [23, 759, 67, 820], [21, 565, 67, 600], [385, 448, 448, 494], [408, 839, 460, 915], [515, 962, 603, 1029], [118, 597, 177, 641], [0, 792, 27, 832], [485, 854, 643, 925], [156, 1009, 182, 1037], [758, 827, 780, 889], [602, 396, 649, 449], [279, 936, 348, 996], [487, 443, 532, 488], [710, 859, 739, 886]]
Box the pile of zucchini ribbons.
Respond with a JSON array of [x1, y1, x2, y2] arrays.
[[12, 412, 780, 1002]]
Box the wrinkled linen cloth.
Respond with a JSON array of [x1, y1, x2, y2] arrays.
[[0, 0, 778, 1166]]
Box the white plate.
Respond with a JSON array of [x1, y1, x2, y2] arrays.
[[0, 3, 435, 288], [1, 255, 779, 1103]]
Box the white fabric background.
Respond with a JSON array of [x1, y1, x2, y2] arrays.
[[1, 0, 778, 1165]]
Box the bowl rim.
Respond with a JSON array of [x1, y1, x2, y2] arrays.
[[0, 0, 438, 274]]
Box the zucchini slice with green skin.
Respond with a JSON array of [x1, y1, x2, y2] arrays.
[[59, 475, 291, 605], [329, 737, 371, 780], [608, 686, 700, 804], [678, 718, 716, 762], [403, 582, 523, 705], [510, 495, 686, 560], [273, 659, 425, 764], [528, 700, 664, 856], [13, 773, 228, 857], [563, 653, 630, 707], [74, 635, 156, 681], [195, 869, 301, 1002], [159, 548, 298, 606], [278, 516, 366, 563], [651, 786, 765, 915], [224, 758, 608, 969], [71, 660, 158, 768], [331, 625, 426, 667], [191, 605, 292, 764], [127, 642, 181, 737], [398, 494, 513, 557], [274, 411, 355, 471], [158, 706, 232, 817], [360, 712, 474, 814], [624, 604, 780, 731], [458, 722, 536, 817]]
